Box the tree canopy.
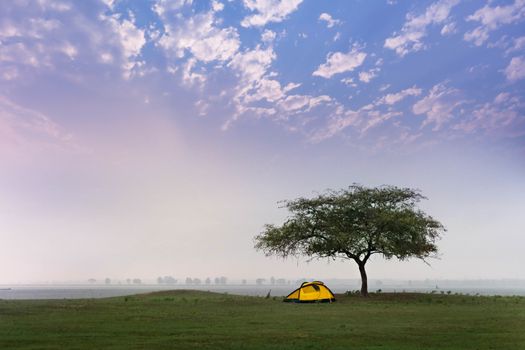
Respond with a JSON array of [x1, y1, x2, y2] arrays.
[[254, 185, 445, 296]]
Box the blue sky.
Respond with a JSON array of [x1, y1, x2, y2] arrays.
[[0, 0, 524, 283]]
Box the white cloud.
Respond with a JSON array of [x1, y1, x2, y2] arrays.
[[313, 47, 366, 79], [261, 29, 276, 43], [0, 18, 60, 40], [244, 78, 284, 103], [0, 2, 152, 81], [225, 46, 277, 119], [1, 66, 18, 81], [361, 110, 403, 134], [319, 13, 341, 28], [494, 92, 511, 104], [181, 58, 206, 86], [211, 0, 224, 12], [0, 95, 76, 155], [36, 0, 72, 12], [0, 42, 44, 68], [506, 36, 525, 54], [99, 52, 114, 64], [157, 11, 240, 63], [384, 0, 459, 56], [341, 77, 356, 86], [377, 86, 422, 105], [104, 15, 146, 79], [100, 0, 116, 10], [464, 0, 525, 46], [454, 93, 524, 137], [241, 0, 303, 27], [412, 83, 464, 130], [278, 94, 331, 112], [108, 18, 145, 58], [278, 95, 310, 111], [440, 22, 456, 35], [60, 42, 78, 60], [358, 68, 380, 83], [504, 56, 525, 81], [153, 0, 193, 16], [379, 84, 391, 92], [310, 109, 360, 142], [310, 104, 403, 142], [283, 82, 301, 93], [229, 46, 275, 85]]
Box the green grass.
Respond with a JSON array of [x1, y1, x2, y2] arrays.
[[1, 291, 524, 349]]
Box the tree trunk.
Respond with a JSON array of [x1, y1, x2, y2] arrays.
[[358, 262, 368, 297]]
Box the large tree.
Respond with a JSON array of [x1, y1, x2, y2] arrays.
[[254, 185, 445, 296]]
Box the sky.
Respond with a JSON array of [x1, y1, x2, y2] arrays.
[[0, 0, 524, 284]]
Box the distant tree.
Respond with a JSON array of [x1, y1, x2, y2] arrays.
[[185, 277, 193, 285], [205, 277, 211, 285], [276, 278, 286, 285], [255, 278, 265, 285], [164, 276, 177, 284], [157, 277, 164, 284], [193, 278, 202, 285], [126, 278, 131, 284], [270, 276, 275, 285], [132, 278, 141, 284], [105, 278, 111, 285], [242, 279, 247, 285], [255, 185, 445, 296], [219, 276, 227, 285], [88, 278, 96, 284]]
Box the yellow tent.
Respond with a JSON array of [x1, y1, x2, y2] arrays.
[[283, 281, 336, 303]]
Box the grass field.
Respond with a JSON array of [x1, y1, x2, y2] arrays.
[[1, 290, 524, 349]]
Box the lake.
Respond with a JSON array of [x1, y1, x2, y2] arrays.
[[1, 282, 525, 299]]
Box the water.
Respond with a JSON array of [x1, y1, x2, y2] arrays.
[[0, 285, 294, 300], [1, 283, 525, 300]]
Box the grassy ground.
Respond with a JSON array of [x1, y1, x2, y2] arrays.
[[1, 290, 524, 349]]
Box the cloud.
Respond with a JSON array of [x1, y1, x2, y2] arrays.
[[181, 58, 206, 86], [412, 83, 464, 130], [377, 86, 422, 105], [241, 0, 303, 27], [156, 10, 240, 63], [506, 36, 525, 54], [224, 45, 277, 121], [277, 94, 331, 113], [244, 78, 284, 103], [310, 104, 404, 142], [319, 13, 341, 28], [464, 0, 525, 46], [440, 22, 456, 35], [0, 95, 76, 155], [0, 12, 64, 71], [261, 29, 276, 43], [211, 0, 224, 12], [358, 68, 380, 83], [454, 93, 524, 137], [384, 0, 459, 56], [0, 18, 60, 40], [0, 2, 151, 80], [504, 56, 525, 82], [229, 46, 275, 85], [313, 46, 366, 79], [152, 0, 193, 16], [341, 77, 356, 87], [104, 15, 146, 78]]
